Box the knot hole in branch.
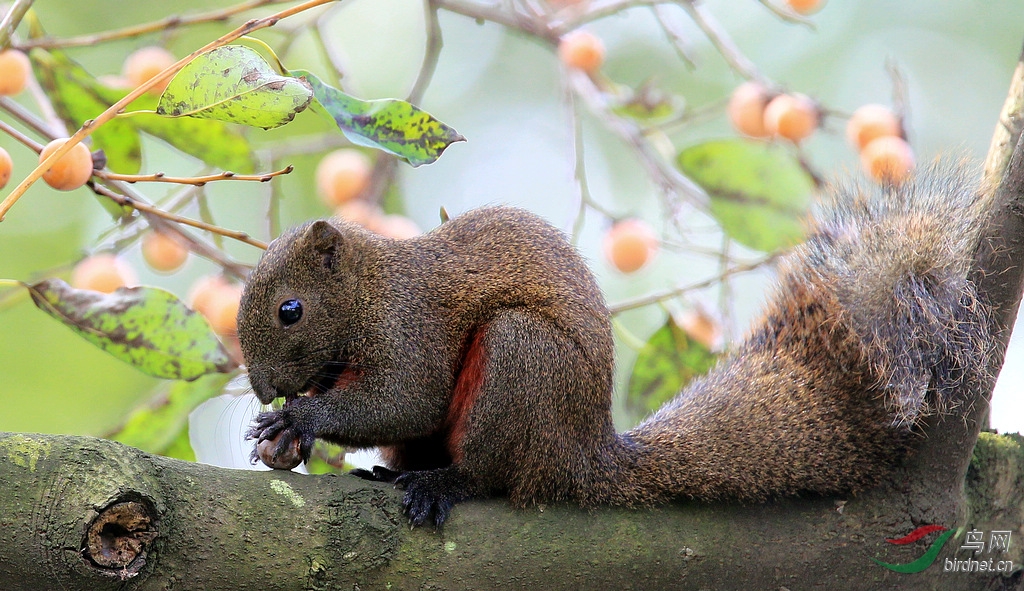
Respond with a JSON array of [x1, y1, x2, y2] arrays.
[[82, 498, 158, 580]]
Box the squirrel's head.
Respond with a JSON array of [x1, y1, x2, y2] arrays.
[[237, 219, 376, 404]]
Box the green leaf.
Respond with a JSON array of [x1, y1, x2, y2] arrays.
[[677, 139, 815, 252], [113, 92, 257, 174], [626, 318, 718, 416], [29, 48, 142, 176], [28, 279, 237, 380], [112, 373, 232, 457], [157, 45, 312, 130], [30, 47, 257, 179], [292, 68, 465, 167]]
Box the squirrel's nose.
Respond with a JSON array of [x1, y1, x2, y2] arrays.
[[246, 368, 282, 404]]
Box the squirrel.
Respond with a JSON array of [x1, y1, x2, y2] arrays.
[[239, 162, 991, 527]]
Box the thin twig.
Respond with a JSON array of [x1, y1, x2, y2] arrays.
[[436, 0, 555, 40], [89, 181, 267, 251], [0, 0, 336, 221], [16, 0, 290, 49], [567, 78, 593, 245], [568, 69, 709, 209], [0, 118, 43, 152], [0, 96, 59, 142], [0, 0, 33, 50], [646, 97, 728, 134], [609, 253, 778, 315], [409, 1, 445, 104], [551, 0, 671, 32], [95, 165, 294, 186], [681, 0, 763, 82], [651, 4, 696, 69]]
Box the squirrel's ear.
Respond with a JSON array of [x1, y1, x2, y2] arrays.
[[301, 220, 343, 271]]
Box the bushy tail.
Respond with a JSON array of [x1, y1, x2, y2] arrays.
[[803, 160, 992, 425]]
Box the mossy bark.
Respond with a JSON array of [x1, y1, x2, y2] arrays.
[[0, 431, 1020, 590]]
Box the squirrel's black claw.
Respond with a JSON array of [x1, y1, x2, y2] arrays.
[[351, 465, 402, 483], [394, 468, 469, 529]]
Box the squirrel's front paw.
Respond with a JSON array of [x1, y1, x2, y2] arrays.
[[395, 467, 470, 528], [247, 410, 314, 470]]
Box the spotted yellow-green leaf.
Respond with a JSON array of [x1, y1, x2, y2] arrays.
[[677, 139, 814, 252], [30, 48, 142, 185], [157, 45, 312, 130], [112, 373, 232, 457], [28, 279, 237, 380], [626, 318, 718, 416], [292, 68, 465, 167]]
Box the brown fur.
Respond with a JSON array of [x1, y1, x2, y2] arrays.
[[239, 163, 990, 526]]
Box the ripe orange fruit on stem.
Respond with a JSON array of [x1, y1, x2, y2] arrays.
[[846, 104, 902, 150], [558, 30, 605, 74], [763, 93, 820, 143], [861, 136, 915, 184], [603, 219, 658, 273], [123, 46, 176, 95], [728, 81, 775, 138], [0, 147, 12, 190], [0, 49, 31, 96], [39, 138, 94, 191], [786, 0, 826, 15], [71, 254, 138, 294], [316, 149, 373, 208], [142, 230, 189, 273]]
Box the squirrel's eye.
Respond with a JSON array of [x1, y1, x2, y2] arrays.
[[278, 299, 303, 326]]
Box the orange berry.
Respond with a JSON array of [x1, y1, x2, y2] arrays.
[[188, 275, 231, 318], [785, 0, 825, 14], [316, 149, 373, 208], [0, 50, 31, 96], [0, 146, 12, 190], [603, 219, 658, 274], [141, 230, 189, 273], [558, 30, 605, 74], [205, 283, 243, 337], [861, 136, 915, 184], [39, 138, 94, 191], [728, 81, 774, 138], [122, 46, 176, 95], [763, 93, 819, 143], [846, 104, 902, 151], [371, 214, 421, 240], [71, 253, 137, 294]]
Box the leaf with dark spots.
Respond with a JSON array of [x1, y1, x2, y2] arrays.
[[157, 45, 312, 130], [28, 279, 237, 380], [627, 318, 718, 416], [30, 48, 143, 183], [292, 68, 465, 167]]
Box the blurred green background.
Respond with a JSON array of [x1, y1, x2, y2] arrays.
[[1, 0, 1022, 443]]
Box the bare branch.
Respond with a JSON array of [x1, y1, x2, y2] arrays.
[[16, 0, 291, 50], [95, 165, 294, 186]]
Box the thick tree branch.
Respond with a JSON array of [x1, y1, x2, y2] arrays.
[[0, 431, 1020, 591]]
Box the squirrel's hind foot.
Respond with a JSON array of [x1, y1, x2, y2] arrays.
[[395, 466, 473, 529]]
